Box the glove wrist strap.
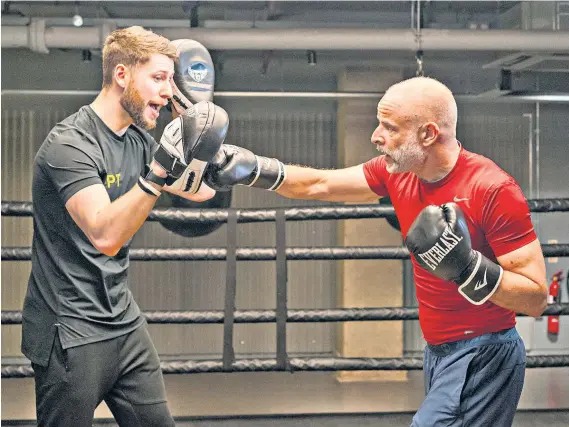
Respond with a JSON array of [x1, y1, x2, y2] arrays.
[[153, 145, 187, 184], [248, 156, 286, 191], [458, 251, 503, 305], [141, 164, 167, 187], [138, 176, 162, 198]]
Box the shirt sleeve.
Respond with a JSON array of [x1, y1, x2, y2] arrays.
[[481, 179, 537, 257], [362, 156, 390, 197], [40, 130, 105, 204]]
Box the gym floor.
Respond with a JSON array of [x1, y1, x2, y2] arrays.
[[2, 368, 568, 425]]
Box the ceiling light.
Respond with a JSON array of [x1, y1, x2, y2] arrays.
[[72, 14, 83, 27], [504, 91, 569, 102], [72, 3, 83, 27], [517, 94, 569, 102]]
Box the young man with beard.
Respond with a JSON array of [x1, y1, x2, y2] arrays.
[[21, 26, 227, 426], [202, 76, 547, 426]]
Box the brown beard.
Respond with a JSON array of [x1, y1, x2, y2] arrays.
[[119, 81, 155, 130]]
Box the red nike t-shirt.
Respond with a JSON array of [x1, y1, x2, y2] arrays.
[[363, 144, 537, 345]]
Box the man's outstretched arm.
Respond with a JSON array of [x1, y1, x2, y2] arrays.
[[203, 144, 380, 203]]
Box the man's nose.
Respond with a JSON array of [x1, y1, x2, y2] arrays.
[[162, 81, 174, 99], [371, 128, 384, 145]]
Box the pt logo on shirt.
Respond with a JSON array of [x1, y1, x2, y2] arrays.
[[106, 173, 121, 188]]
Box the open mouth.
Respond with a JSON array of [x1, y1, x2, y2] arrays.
[[148, 103, 161, 114]]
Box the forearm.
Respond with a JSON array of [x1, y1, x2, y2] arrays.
[[276, 165, 327, 200], [490, 269, 547, 317], [276, 164, 379, 203], [91, 184, 159, 255], [205, 146, 378, 203], [164, 181, 216, 202]]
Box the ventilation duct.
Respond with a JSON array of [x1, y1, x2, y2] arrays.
[[2, 21, 569, 53]]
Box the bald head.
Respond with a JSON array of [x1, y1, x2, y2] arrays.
[[380, 77, 458, 139]]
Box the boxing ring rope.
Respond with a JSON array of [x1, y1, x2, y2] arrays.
[[3, 245, 569, 261], [2, 198, 569, 378], [4, 198, 569, 221], [3, 304, 569, 325], [4, 355, 569, 379]]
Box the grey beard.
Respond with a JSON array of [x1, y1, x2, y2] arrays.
[[385, 139, 426, 173]]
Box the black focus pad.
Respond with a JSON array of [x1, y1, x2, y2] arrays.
[[181, 101, 229, 163], [157, 190, 233, 238], [379, 197, 401, 231], [171, 39, 215, 104]]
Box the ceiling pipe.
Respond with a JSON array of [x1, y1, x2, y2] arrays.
[[2, 23, 569, 53], [2, 20, 116, 53], [2, 89, 568, 103]]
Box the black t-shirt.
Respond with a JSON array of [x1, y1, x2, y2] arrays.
[[22, 105, 157, 366]]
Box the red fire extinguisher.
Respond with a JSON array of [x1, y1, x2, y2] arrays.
[[547, 270, 563, 335]]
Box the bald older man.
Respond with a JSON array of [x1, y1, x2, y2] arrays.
[[204, 76, 547, 426]]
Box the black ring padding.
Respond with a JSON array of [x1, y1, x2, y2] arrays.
[[4, 244, 569, 261], [3, 354, 568, 378], [275, 209, 289, 370], [1, 365, 34, 378], [1, 201, 32, 217], [4, 198, 569, 222], [222, 210, 237, 371], [1, 311, 23, 324], [160, 357, 427, 374], [3, 304, 567, 325], [2, 246, 411, 261], [529, 198, 569, 212], [0, 202, 398, 221], [542, 244, 569, 257]]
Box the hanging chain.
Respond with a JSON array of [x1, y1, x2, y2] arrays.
[[415, 49, 424, 77], [414, 0, 425, 77]]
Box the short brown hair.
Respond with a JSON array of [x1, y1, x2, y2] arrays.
[[102, 26, 178, 87]]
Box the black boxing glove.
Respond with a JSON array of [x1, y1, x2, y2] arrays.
[[203, 145, 286, 192], [153, 101, 228, 185], [405, 203, 503, 305]]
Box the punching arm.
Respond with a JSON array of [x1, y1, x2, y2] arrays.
[[205, 148, 379, 203], [276, 164, 380, 203]]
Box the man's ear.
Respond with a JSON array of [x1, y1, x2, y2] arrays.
[[421, 122, 440, 147], [114, 64, 129, 89]]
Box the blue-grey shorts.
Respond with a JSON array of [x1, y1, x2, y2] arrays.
[[412, 327, 526, 427]]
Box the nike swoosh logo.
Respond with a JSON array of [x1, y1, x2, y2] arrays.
[[453, 196, 469, 202], [474, 269, 488, 290]]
